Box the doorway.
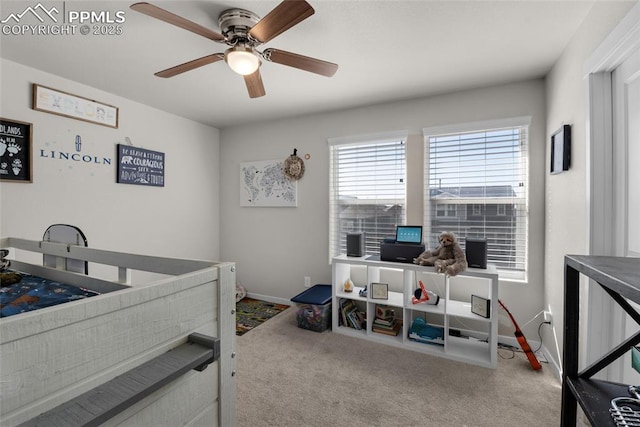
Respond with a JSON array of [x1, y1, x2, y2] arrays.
[[585, 3, 640, 383]]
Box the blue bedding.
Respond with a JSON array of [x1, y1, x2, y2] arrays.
[[0, 271, 100, 317]]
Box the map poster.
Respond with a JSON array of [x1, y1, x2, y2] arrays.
[[240, 159, 297, 207]]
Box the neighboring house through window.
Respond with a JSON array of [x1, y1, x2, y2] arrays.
[[328, 131, 407, 258], [423, 117, 530, 279]]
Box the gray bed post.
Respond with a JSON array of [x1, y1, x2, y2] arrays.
[[217, 262, 237, 426]]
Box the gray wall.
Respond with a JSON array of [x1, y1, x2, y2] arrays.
[[544, 2, 637, 371], [220, 79, 547, 339], [0, 59, 222, 272]]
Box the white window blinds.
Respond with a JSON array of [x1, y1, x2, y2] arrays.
[[423, 118, 529, 275], [329, 132, 407, 258]]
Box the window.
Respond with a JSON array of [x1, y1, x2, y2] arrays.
[[423, 117, 529, 277], [329, 131, 407, 258], [437, 204, 457, 218]]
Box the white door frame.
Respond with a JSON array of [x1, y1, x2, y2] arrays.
[[584, 2, 640, 380]]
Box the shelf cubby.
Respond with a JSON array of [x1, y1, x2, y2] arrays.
[[331, 254, 499, 368]]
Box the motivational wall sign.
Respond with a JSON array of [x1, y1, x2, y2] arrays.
[[117, 144, 165, 187], [0, 118, 32, 182]]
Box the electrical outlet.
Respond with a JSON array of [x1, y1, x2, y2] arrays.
[[304, 276, 311, 287], [543, 310, 553, 324]]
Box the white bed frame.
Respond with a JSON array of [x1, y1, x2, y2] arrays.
[[0, 237, 236, 427]]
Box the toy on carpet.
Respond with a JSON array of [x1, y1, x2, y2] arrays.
[[235, 282, 247, 303], [413, 231, 467, 276]]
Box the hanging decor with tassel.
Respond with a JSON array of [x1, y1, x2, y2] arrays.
[[284, 148, 305, 180]]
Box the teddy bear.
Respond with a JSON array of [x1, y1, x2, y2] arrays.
[[413, 231, 467, 276]]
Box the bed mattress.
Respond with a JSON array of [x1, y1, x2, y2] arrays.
[[0, 271, 99, 317]]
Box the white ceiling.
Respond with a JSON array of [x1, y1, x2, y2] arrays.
[[0, 0, 604, 128]]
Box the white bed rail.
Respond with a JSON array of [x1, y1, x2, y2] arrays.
[[0, 237, 237, 427], [1, 237, 214, 276], [19, 333, 221, 427]]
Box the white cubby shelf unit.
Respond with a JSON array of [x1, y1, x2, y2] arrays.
[[331, 254, 499, 368]]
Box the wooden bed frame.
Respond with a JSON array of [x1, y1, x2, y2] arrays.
[[0, 237, 236, 426]]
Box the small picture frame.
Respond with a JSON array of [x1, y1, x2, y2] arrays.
[[550, 124, 571, 174], [371, 283, 389, 300], [471, 295, 490, 318]]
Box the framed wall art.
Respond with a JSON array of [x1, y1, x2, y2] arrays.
[[550, 124, 571, 174], [33, 84, 119, 128], [0, 117, 32, 182], [117, 144, 165, 187]]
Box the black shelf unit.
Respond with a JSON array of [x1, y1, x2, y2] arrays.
[[561, 255, 640, 426]]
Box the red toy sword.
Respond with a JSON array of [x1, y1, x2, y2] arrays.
[[498, 299, 542, 370]]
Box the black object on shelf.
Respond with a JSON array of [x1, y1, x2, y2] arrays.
[[561, 255, 640, 426]]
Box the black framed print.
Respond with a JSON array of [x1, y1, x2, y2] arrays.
[[551, 124, 571, 174], [117, 144, 165, 187], [0, 118, 32, 182]]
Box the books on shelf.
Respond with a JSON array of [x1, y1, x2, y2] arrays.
[[339, 298, 364, 330], [373, 320, 402, 336], [373, 316, 395, 327], [372, 304, 401, 336]]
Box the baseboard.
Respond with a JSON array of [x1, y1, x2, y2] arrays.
[[245, 292, 292, 307], [497, 334, 562, 381], [541, 345, 563, 381]]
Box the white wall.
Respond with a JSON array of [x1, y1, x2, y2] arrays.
[[0, 59, 221, 271], [220, 79, 547, 338], [544, 2, 636, 370]]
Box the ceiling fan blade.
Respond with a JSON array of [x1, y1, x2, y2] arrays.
[[263, 48, 338, 77], [155, 54, 225, 78], [244, 70, 266, 98], [131, 2, 225, 42], [249, 0, 314, 44]]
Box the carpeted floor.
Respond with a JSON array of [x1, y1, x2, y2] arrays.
[[235, 297, 289, 336], [236, 308, 563, 426]]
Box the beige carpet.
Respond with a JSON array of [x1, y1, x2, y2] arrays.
[[236, 308, 562, 427]]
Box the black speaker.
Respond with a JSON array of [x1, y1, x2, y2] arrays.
[[346, 232, 365, 257], [465, 238, 487, 269]]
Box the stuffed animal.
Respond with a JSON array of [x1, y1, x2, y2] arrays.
[[413, 231, 467, 276], [0, 248, 21, 286], [0, 249, 10, 272], [235, 282, 247, 303]]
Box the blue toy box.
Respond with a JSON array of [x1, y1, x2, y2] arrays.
[[290, 284, 332, 332]]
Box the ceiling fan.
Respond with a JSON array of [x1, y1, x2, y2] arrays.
[[130, 0, 338, 98]]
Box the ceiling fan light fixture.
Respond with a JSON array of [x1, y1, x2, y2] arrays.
[[225, 45, 260, 75]]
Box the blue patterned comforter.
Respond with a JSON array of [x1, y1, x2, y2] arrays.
[[0, 271, 100, 317]]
